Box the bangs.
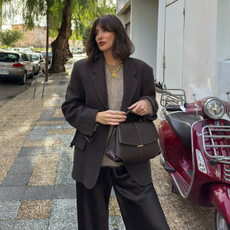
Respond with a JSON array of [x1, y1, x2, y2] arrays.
[[96, 18, 113, 32]]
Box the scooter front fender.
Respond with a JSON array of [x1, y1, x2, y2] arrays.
[[209, 184, 230, 224]]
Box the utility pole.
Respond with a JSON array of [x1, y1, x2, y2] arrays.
[[0, 2, 2, 48], [45, 12, 49, 82]]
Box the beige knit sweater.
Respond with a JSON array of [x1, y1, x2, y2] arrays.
[[101, 64, 153, 167]]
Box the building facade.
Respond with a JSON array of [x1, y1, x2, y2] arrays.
[[12, 24, 54, 48], [116, 0, 230, 104]]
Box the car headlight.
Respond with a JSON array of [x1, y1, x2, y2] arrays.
[[203, 98, 226, 119]]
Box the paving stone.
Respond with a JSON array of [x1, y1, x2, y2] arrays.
[[24, 139, 61, 148], [0, 220, 15, 230], [47, 128, 75, 135], [57, 155, 73, 172], [36, 121, 66, 126], [49, 123, 73, 130], [28, 171, 57, 186], [29, 126, 50, 135], [109, 197, 121, 216], [1, 173, 32, 186], [39, 115, 65, 122], [0, 186, 26, 201], [53, 108, 64, 118], [7, 162, 34, 175], [17, 200, 52, 220], [109, 216, 125, 230], [0, 201, 21, 220], [53, 185, 76, 199], [18, 147, 60, 156], [13, 155, 37, 166], [49, 199, 77, 230], [23, 186, 54, 200], [55, 170, 75, 185], [13, 219, 49, 230], [27, 133, 58, 141]]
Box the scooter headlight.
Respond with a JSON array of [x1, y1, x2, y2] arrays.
[[203, 98, 225, 119]]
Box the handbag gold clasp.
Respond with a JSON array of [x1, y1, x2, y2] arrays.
[[137, 145, 143, 148]]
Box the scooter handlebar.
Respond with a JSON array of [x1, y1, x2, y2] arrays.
[[166, 105, 183, 111]]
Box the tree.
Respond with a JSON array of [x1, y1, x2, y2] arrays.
[[72, 0, 115, 42], [48, 0, 72, 73], [0, 0, 115, 73], [0, 29, 24, 48]]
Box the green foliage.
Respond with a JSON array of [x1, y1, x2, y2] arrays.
[[72, 0, 116, 42], [82, 25, 91, 46], [1, 0, 116, 45], [0, 29, 24, 48]]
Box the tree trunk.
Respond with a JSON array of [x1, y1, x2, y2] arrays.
[[67, 43, 73, 58], [49, 0, 72, 74]]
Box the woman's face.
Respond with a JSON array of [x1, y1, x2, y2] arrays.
[[95, 24, 115, 54]]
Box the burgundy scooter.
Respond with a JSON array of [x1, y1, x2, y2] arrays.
[[156, 78, 230, 230]]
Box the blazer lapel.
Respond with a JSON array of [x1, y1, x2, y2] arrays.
[[92, 55, 109, 110], [121, 58, 138, 111]]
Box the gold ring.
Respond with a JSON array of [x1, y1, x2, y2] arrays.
[[136, 108, 139, 111]]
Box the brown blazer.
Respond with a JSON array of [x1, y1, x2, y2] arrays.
[[62, 55, 158, 189]]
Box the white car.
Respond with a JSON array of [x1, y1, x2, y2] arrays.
[[29, 53, 46, 75], [0, 51, 34, 85]]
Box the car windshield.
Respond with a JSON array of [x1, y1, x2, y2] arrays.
[[29, 54, 39, 61], [0, 53, 19, 62]]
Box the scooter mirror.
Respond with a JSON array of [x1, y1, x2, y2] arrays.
[[155, 81, 167, 93]]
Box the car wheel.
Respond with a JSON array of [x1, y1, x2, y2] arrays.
[[36, 67, 40, 75], [29, 68, 34, 79], [215, 210, 230, 230], [19, 72, 27, 85]]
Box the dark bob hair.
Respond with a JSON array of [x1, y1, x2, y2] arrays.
[[86, 14, 135, 62]]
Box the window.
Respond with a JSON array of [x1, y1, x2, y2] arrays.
[[22, 54, 30, 61], [0, 53, 19, 62]]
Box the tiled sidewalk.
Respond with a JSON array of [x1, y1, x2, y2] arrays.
[[0, 66, 125, 230], [0, 60, 215, 230]]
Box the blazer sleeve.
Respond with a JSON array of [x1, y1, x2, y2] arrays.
[[140, 66, 158, 121], [61, 62, 98, 136]]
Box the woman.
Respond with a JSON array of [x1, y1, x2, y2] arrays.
[[62, 14, 170, 230]]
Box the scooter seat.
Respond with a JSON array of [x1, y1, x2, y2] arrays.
[[165, 112, 200, 146]]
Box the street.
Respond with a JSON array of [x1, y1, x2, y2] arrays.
[[0, 79, 32, 107], [0, 54, 84, 108]]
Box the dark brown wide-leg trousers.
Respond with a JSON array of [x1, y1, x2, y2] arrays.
[[76, 165, 170, 230]]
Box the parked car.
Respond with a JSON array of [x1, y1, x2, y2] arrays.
[[12, 47, 25, 52], [0, 51, 34, 85], [41, 51, 52, 64], [23, 48, 32, 53], [29, 53, 45, 75], [70, 47, 83, 54]]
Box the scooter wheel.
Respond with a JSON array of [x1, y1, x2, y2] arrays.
[[215, 209, 230, 230]]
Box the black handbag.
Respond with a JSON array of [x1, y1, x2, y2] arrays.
[[105, 117, 160, 163]]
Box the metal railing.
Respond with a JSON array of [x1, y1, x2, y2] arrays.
[[33, 73, 46, 99], [202, 125, 230, 164], [160, 89, 187, 107]]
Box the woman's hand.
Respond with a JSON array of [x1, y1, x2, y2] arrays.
[[128, 100, 148, 116], [95, 110, 126, 125]]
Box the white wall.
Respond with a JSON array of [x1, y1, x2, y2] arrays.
[[131, 0, 158, 73], [116, 0, 130, 14], [163, 0, 184, 89], [116, 0, 230, 103], [182, 0, 230, 102]]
